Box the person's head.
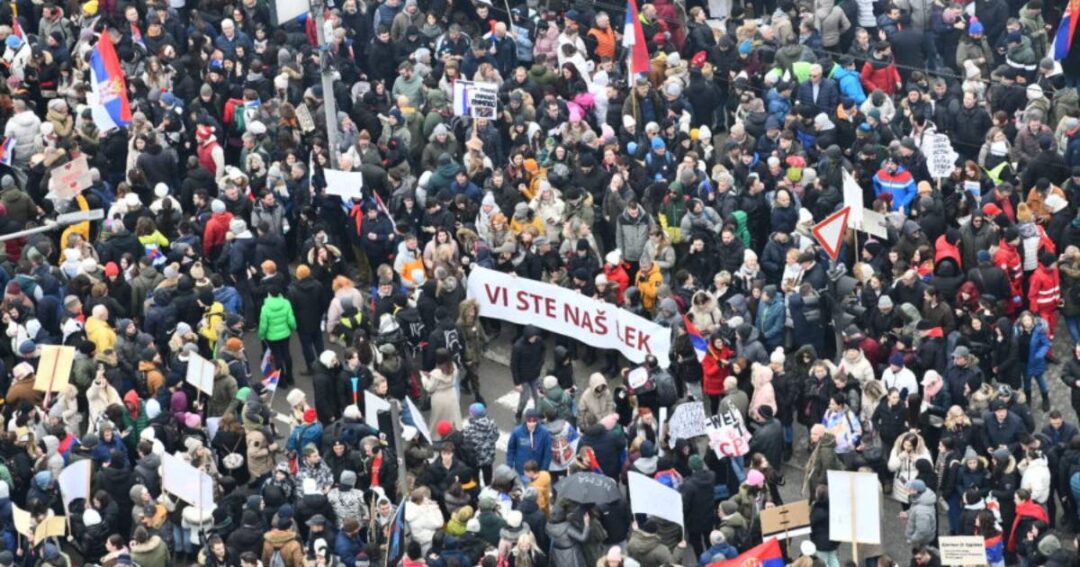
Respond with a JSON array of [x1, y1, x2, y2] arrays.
[[809, 64, 823, 84]]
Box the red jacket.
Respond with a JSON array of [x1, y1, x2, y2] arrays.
[[604, 264, 630, 305], [860, 59, 901, 96], [993, 240, 1024, 312], [701, 344, 733, 396], [202, 211, 234, 257], [934, 234, 962, 269], [1008, 500, 1049, 552], [1028, 264, 1061, 313]]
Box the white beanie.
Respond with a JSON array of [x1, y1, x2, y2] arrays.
[[83, 509, 102, 527]]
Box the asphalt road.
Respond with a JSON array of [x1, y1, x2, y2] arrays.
[[245, 319, 1080, 565]]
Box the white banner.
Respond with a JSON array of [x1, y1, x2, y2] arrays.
[[628, 471, 684, 526], [466, 267, 671, 367], [842, 170, 864, 227], [705, 408, 751, 458]]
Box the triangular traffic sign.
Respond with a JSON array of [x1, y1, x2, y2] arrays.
[[812, 206, 850, 261]]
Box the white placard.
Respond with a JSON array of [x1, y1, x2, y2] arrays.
[[452, 80, 499, 119], [628, 471, 684, 526], [48, 155, 92, 199], [705, 408, 751, 458], [842, 170, 864, 227], [466, 267, 672, 367], [668, 401, 707, 441], [404, 396, 432, 443], [295, 103, 316, 133], [323, 169, 365, 201], [858, 209, 889, 239], [206, 417, 221, 441], [57, 459, 92, 509], [185, 354, 216, 395], [925, 133, 959, 179], [161, 452, 216, 511], [827, 470, 882, 544], [626, 367, 649, 389], [364, 390, 391, 429], [938, 536, 988, 565]]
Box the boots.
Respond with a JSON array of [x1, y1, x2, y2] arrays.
[[1043, 392, 1051, 412]]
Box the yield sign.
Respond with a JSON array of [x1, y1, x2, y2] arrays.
[[812, 206, 850, 261]]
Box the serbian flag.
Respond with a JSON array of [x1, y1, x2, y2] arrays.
[[1055, 0, 1080, 60], [684, 314, 707, 362], [386, 500, 408, 567], [261, 349, 280, 391], [707, 540, 784, 567], [130, 22, 145, 49], [0, 137, 15, 166], [623, 0, 649, 75], [89, 31, 132, 127]]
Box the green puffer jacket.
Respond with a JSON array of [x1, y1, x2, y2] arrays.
[[258, 295, 296, 342]]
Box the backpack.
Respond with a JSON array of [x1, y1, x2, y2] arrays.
[[727, 523, 752, 551], [268, 549, 286, 567], [550, 425, 578, 468]]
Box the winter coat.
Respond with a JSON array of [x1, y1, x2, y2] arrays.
[[246, 428, 276, 479], [627, 529, 672, 567], [815, 0, 852, 47], [810, 500, 838, 552], [546, 519, 589, 567], [506, 424, 552, 476], [578, 374, 616, 429], [258, 295, 296, 342], [261, 529, 306, 567], [463, 416, 499, 467], [1020, 457, 1051, 503], [680, 469, 716, 532], [615, 206, 654, 262], [510, 326, 546, 385], [131, 535, 170, 567], [424, 364, 462, 429], [905, 489, 938, 545], [579, 424, 627, 479]]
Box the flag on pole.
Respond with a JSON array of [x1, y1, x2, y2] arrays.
[[1055, 0, 1080, 60], [130, 22, 145, 49], [372, 191, 397, 232], [623, 0, 650, 75], [89, 31, 132, 127], [261, 350, 280, 391], [707, 539, 784, 567], [386, 500, 407, 566], [684, 315, 708, 362], [0, 137, 15, 167], [11, 16, 24, 40]]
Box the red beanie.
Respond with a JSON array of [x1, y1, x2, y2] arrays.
[[436, 420, 453, 437], [303, 408, 317, 424]]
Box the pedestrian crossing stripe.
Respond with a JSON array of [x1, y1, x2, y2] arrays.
[[496, 432, 509, 452], [494, 390, 535, 412]]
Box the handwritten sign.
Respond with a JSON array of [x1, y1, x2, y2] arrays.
[[939, 536, 988, 566], [33, 345, 74, 393], [48, 155, 92, 199], [705, 408, 750, 458], [667, 401, 707, 442], [760, 500, 811, 540], [323, 168, 365, 201], [925, 133, 958, 179]]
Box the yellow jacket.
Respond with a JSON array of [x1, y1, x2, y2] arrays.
[[636, 265, 663, 311], [199, 301, 226, 347], [85, 317, 116, 354]]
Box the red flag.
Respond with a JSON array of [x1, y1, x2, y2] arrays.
[[623, 0, 650, 75], [707, 540, 785, 567]]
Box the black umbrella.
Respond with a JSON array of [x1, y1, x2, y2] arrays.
[[555, 472, 622, 504]]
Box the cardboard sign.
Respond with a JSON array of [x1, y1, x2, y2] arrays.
[[452, 80, 499, 119], [48, 155, 93, 199], [295, 103, 316, 133], [939, 536, 988, 566], [33, 516, 65, 545], [827, 471, 882, 544], [161, 453, 216, 511], [841, 170, 864, 227], [185, 353, 216, 395], [33, 345, 75, 393], [628, 472, 684, 526], [467, 267, 672, 367], [58, 459, 92, 509], [323, 168, 365, 201], [760, 500, 811, 540], [925, 133, 959, 179], [626, 367, 649, 390], [705, 408, 750, 458], [11, 504, 31, 537], [667, 401, 707, 441]]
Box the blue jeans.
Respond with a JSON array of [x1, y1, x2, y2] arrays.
[[817, 550, 840, 567], [1067, 315, 1080, 343], [947, 492, 962, 534], [1024, 372, 1049, 395]]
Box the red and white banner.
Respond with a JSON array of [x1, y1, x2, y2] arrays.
[[466, 267, 671, 367]]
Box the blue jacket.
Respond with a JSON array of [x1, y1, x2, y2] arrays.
[[1017, 320, 1051, 377], [213, 285, 243, 314], [699, 543, 739, 565], [755, 295, 786, 349], [335, 530, 366, 567], [830, 66, 867, 105], [766, 88, 792, 124], [287, 422, 325, 454], [795, 78, 840, 117], [90, 435, 128, 464], [505, 423, 552, 476]]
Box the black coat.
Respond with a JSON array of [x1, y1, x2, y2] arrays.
[[288, 277, 325, 334], [749, 418, 785, 468], [810, 501, 838, 551], [510, 326, 546, 386], [578, 424, 627, 479], [312, 361, 340, 425], [680, 469, 716, 533]]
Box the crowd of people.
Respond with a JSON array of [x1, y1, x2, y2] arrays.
[[4, 0, 1080, 563]]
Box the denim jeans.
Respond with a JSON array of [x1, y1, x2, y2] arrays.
[[515, 379, 540, 416], [1067, 315, 1080, 343], [817, 550, 841, 567], [1024, 372, 1049, 394], [297, 329, 325, 371]]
